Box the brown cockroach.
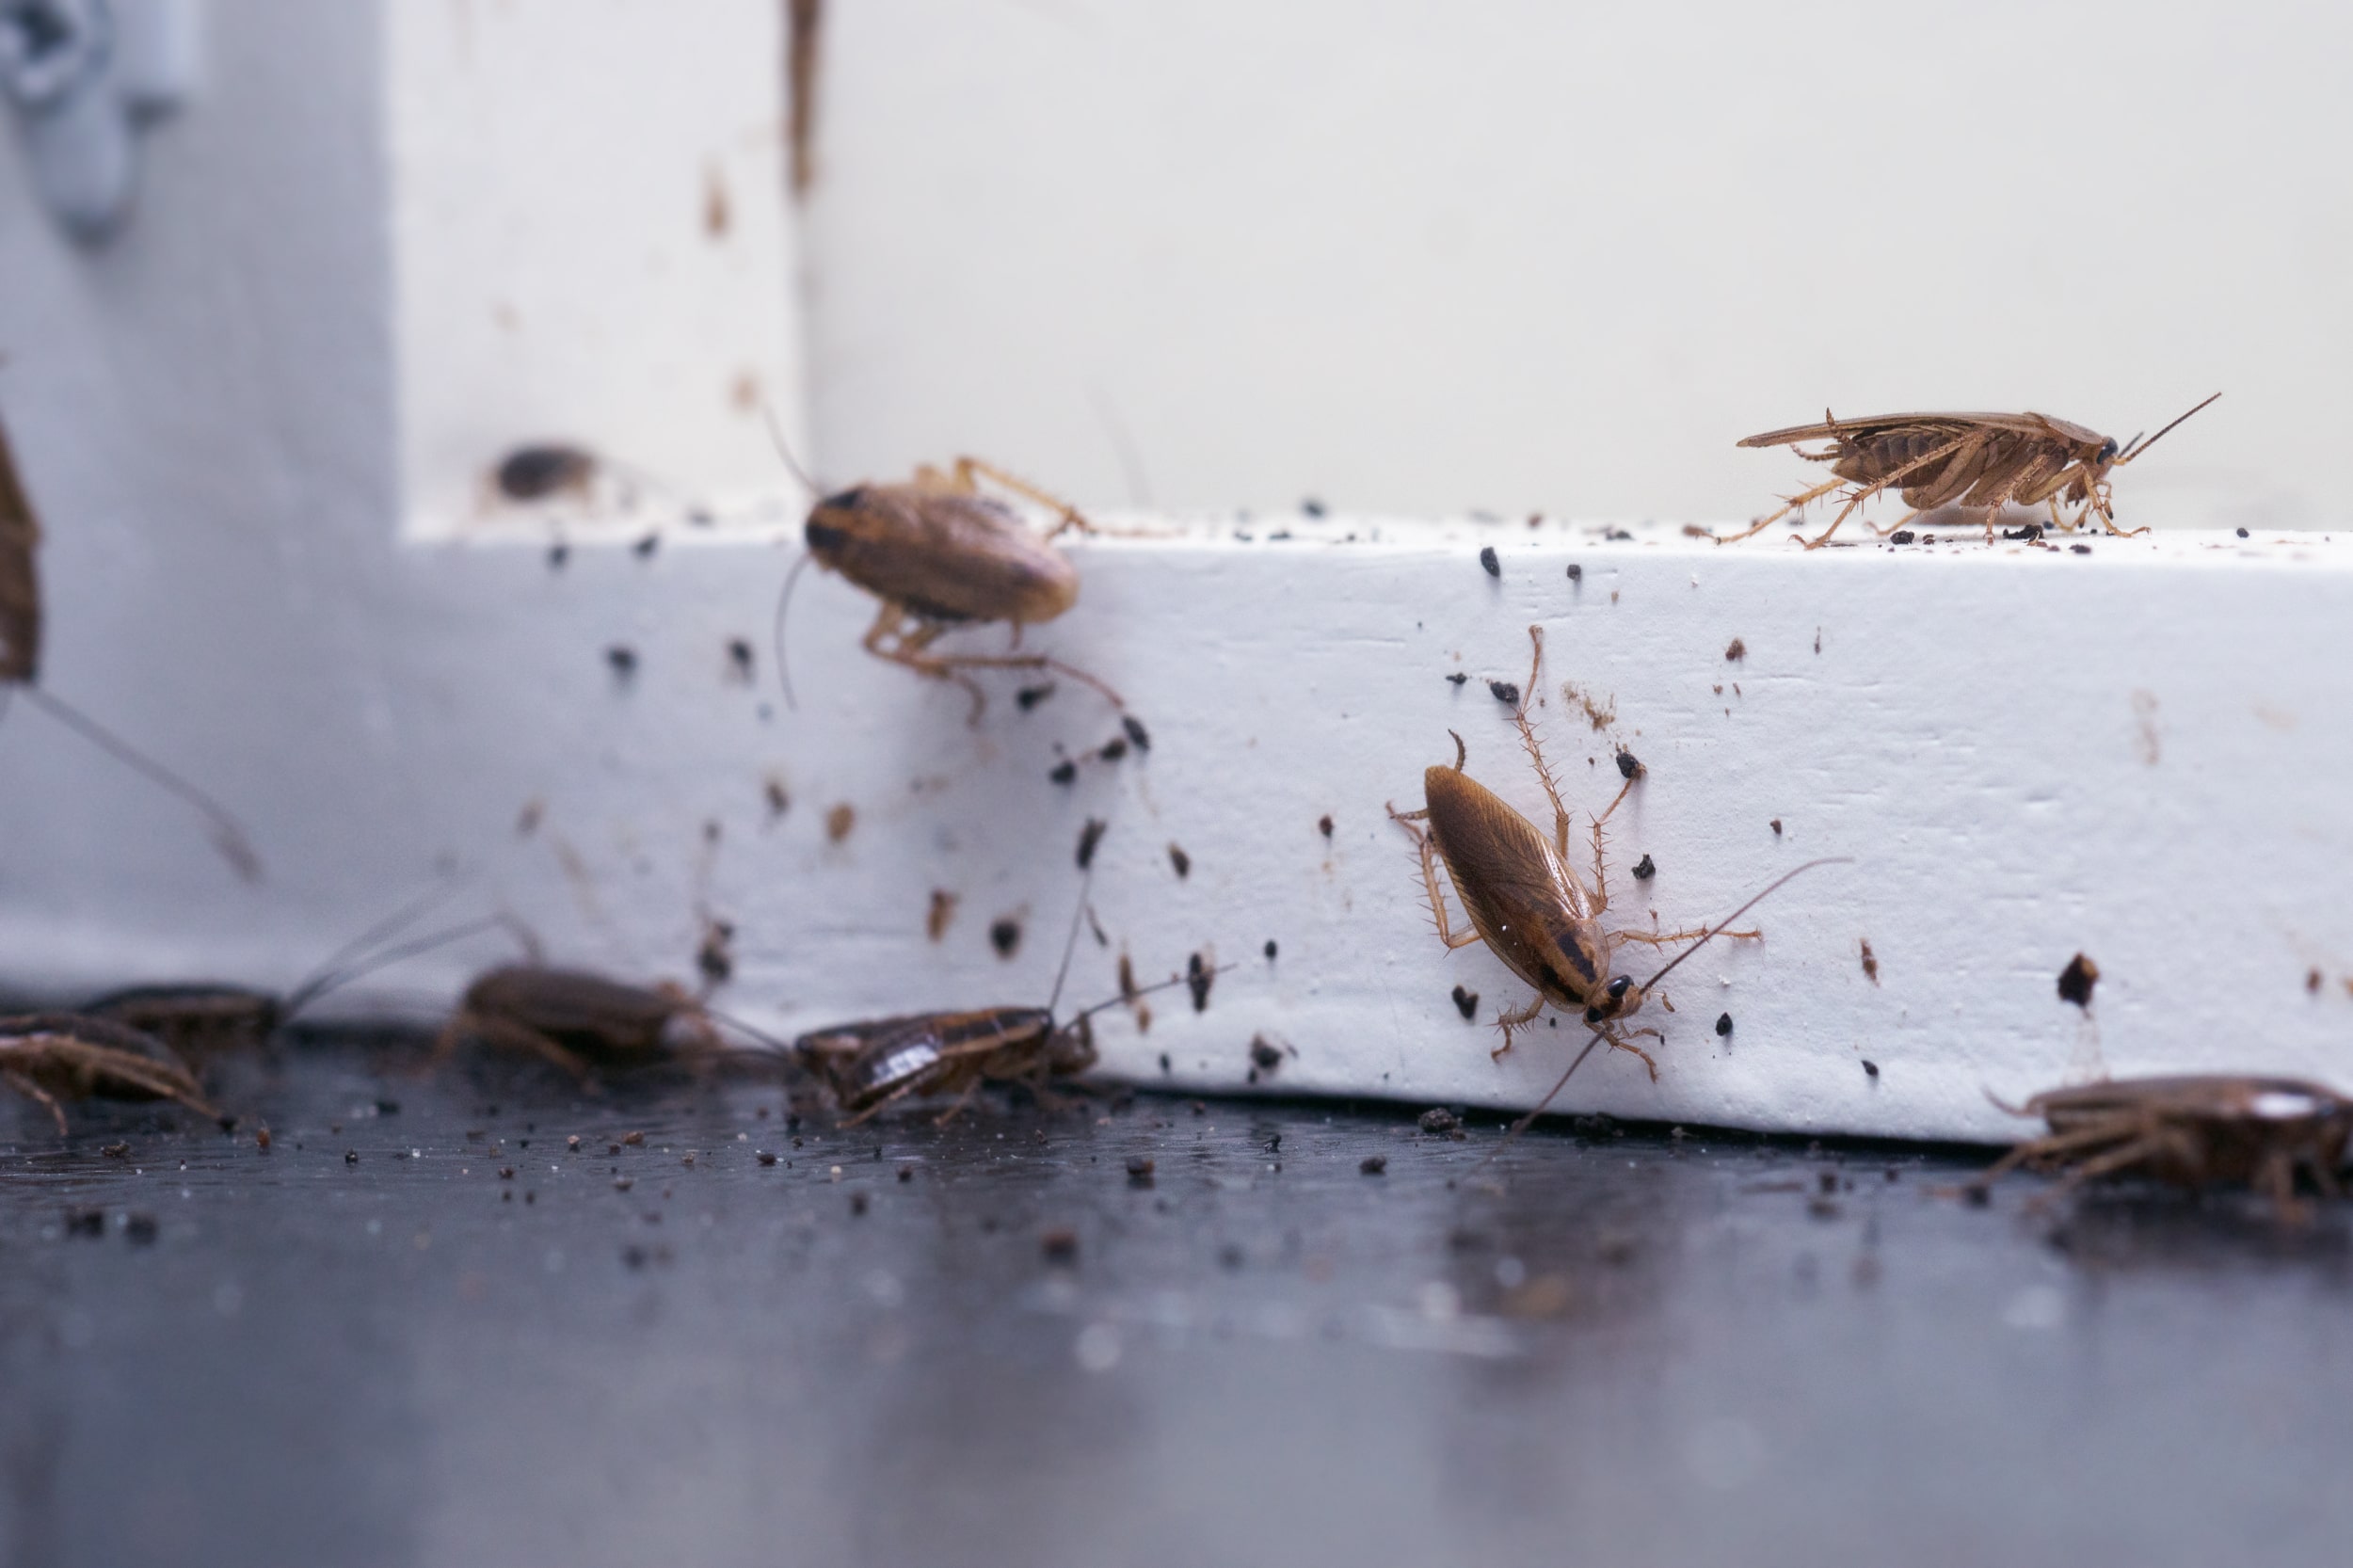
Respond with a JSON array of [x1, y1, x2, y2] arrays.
[[85, 895, 518, 1069], [1718, 393, 2220, 549], [767, 429, 1125, 723], [0, 408, 260, 879], [793, 863, 1207, 1125], [1388, 624, 1843, 1088], [1963, 1075, 2353, 1222], [0, 1013, 225, 1135], [433, 963, 793, 1087], [794, 1005, 1105, 1128]]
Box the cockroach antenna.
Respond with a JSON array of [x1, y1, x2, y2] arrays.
[[281, 911, 536, 1024], [2115, 392, 2221, 464], [17, 686, 262, 881], [1044, 861, 1101, 1018], [760, 399, 823, 709], [1479, 856, 1852, 1166], [772, 551, 813, 711]]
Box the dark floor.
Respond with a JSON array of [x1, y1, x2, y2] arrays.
[[3, 1040, 2349, 1568]]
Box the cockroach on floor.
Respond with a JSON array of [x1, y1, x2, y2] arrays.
[[1717, 393, 2220, 549], [83, 895, 519, 1070], [794, 874, 1209, 1126], [767, 428, 1126, 723], [1387, 624, 1844, 1084], [1961, 1075, 2353, 1222], [0, 1013, 225, 1134], [433, 965, 791, 1088], [0, 408, 260, 880]]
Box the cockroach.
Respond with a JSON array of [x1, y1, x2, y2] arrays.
[[765, 425, 1125, 723], [0, 1013, 224, 1134], [493, 443, 600, 504], [792, 881, 1211, 1125], [1387, 624, 1845, 1088], [1962, 1075, 2353, 1222], [0, 408, 259, 880], [1719, 393, 2220, 548], [82, 890, 519, 1069], [433, 966, 787, 1087]]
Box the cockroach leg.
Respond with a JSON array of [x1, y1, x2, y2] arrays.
[[922, 457, 1096, 540], [1710, 472, 1851, 545], [1511, 628, 1582, 855], [869, 600, 1124, 727], [1385, 803, 1488, 953], [1491, 994, 1545, 1060], [931, 1076, 985, 1127], [1, 1067, 67, 1136], [1611, 924, 1755, 949], [1801, 434, 1976, 550]]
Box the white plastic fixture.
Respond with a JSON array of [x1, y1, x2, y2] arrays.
[[2, 1, 2349, 1146]]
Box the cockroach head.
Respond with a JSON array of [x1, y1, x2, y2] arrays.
[[1047, 1013, 1098, 1076], [1582, 973, 1637, 1025]]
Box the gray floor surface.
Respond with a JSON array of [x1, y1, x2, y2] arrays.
[[3, 1039, 2348, 1568]]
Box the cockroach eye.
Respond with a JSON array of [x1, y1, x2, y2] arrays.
[[804, 519, 850, 552], [2097, 440, 2118, 463], [1607, 976, 1632, 1000], [820, 488, 866, 511]]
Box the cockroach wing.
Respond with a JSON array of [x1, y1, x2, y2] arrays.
[[1738, 412, 2088, 451], [1421, 767, 1603, 1002], [808, 488, 1079, 626], [0, 413, 40, 684]]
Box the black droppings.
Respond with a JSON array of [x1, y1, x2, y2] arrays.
[[1122, 714, 1151, 752], [2002, 522, 2043, 542], [1888, 530, 1916, 545], [1048, 760, 1079, 786], [1631, 853, 1656, 881], [1769, 818, 1783, 837], [1451, 984, 1479, 1020], [726, 637, 755, 680], [632, 533, 661, 558], [1724, 637, 1746, 663], [2057, 952, 2100, 1008], [2071, 544, 2092, 555], [1565, 563, 1582, 583], [1318, 813, 1334, 839], [1263, 939, 1278, 961], [1016, 682, 1056, 711], [1126, 1156, 1156, 1185], [1167, 842, 1191, 878], [1359, 1155, 1388, 1176], [2236, 527, 2250, 538], [1614, 747, 1643, 781], [1075, 817, 1108, 870], [1446, 672, 1469, 687], [990, 918, 1022, 958], [1098, 736, 1129, 763], [1301, 498, 1327, 518], [1249, 1036, 1282, 1071], [1418, 1108, 1461, 1136], [1479, 545, 1500, 578], [605, 646, 639, 678], [1862, 1060, 1880, 1079], [1487, 680, 1520, 705], [546, 543, 569, 570], [1714, 1012, 1734, 1038], [1187, 952, 1213, 1013]]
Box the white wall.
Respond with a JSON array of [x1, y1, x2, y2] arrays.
[[805, 0, 2349, 531]]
